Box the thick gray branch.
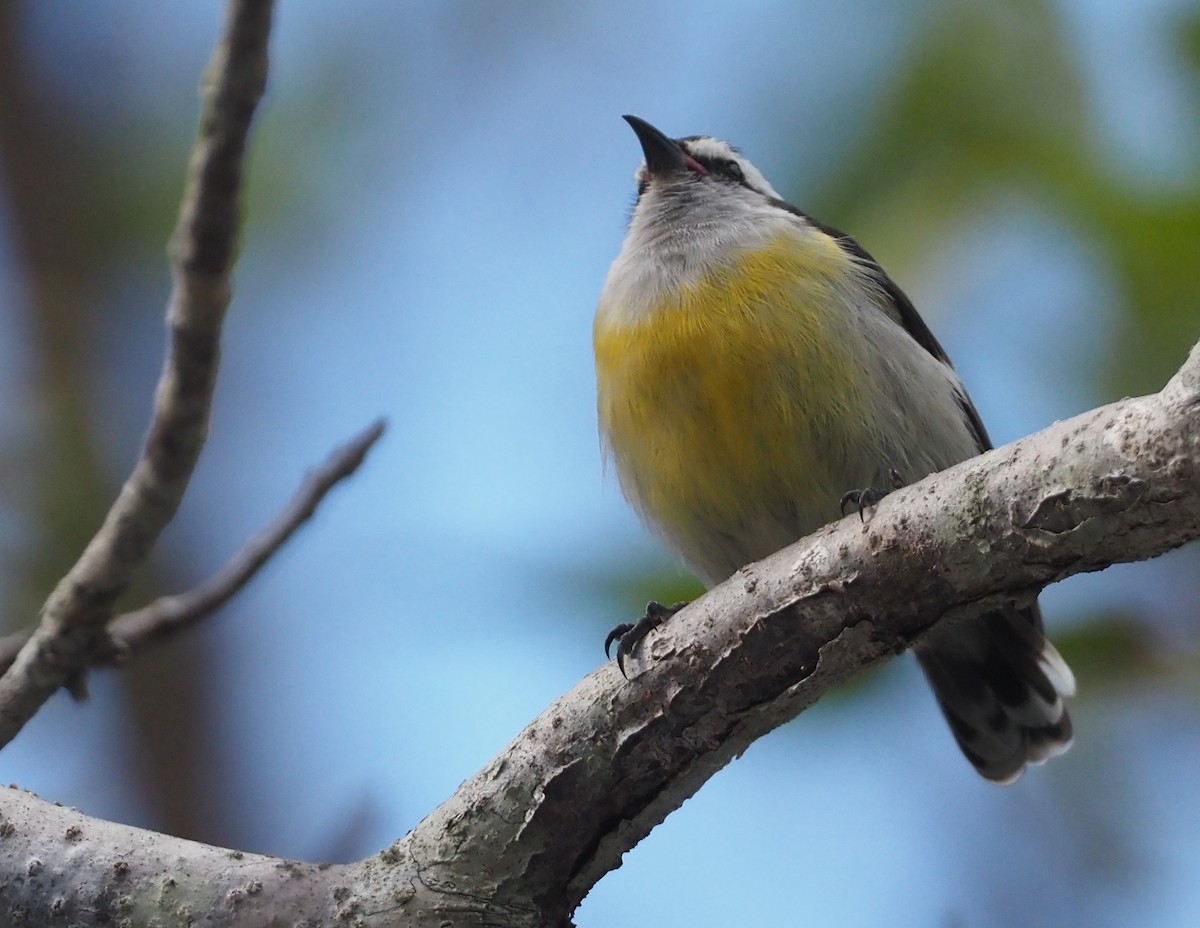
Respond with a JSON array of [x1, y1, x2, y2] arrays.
[[3, 346, 1199, 927], [0, 786, 353, 926], [393, 350, 1200, 926], [0, 0, 274, 745]]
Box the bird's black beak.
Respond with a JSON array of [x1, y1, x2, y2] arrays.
[[623, 115, 702, 177]]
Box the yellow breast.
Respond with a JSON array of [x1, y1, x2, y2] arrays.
[[594, 233, 871, 578]]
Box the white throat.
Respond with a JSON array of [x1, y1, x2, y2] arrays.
[[598, 182, 814, 325]]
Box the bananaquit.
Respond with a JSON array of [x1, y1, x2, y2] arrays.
[[594, 115, 1074, 783]]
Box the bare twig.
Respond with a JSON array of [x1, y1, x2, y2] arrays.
[[0, 420, 386, 679], [110, 419, 385, 655], [0, 0, 275, 746]]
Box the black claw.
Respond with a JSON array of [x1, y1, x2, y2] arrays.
[[840, 488, 882, 521], [604, 623, 635, 659], [604, 600, 688, 679], [840, 477, 902, 522], [617, 640, 633, 679]]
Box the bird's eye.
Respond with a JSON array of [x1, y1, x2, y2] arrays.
[[723, 160, 744, 182]]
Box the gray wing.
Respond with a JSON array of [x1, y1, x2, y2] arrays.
[[781, 205, 1075, 782], [793, 208, 994, 453]]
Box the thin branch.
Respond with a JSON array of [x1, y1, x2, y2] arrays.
[[0, 419, 386, 680], [110, 418, 386, 655], [0, 0, 274, 747]]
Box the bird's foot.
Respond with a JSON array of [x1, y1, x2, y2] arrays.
[[604, 600, 688, 679], [840, 468, 904, 521]]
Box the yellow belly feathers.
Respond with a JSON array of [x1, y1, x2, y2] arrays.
[[595, 233, 872, 573]]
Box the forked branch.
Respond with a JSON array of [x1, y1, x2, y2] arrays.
[[0, 0, 275, 745]]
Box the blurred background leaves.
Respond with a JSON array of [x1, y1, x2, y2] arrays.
[[0, 1, 1198, 925]]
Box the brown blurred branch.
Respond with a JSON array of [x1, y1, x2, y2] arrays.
[[0, 0, 275, 746], [0, 419, 386, 681]]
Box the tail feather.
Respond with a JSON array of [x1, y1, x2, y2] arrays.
[[916, 603, 1074, 784]]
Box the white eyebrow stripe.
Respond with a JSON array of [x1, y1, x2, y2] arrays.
[[678, 136, 782, 200], [679, 136, 739, 161]]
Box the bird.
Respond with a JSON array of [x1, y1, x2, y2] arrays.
[[593, 115, 1075, 783]]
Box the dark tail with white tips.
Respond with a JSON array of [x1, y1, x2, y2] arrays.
[[916, 603, 1074, 784]]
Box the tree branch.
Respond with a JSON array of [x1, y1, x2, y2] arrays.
[[4, 345, 1199, 927], [107, 418, 386, 657], [394, 347, 1200, 925], [0, 0, 274, 746], [0, 419, 386, 681]]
